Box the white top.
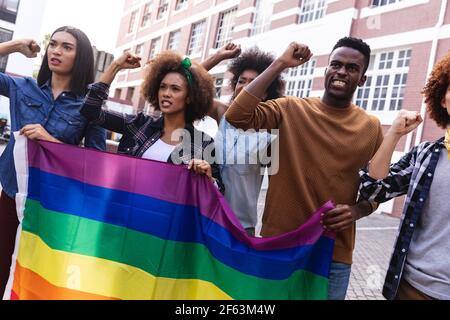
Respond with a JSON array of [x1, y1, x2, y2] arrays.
[[142, 139, 176, 162]]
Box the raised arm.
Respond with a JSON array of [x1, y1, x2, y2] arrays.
[[99, 51, 141, 85], [244, 42, 312, 99], [0, 39, 40, 57], [201, 43, 241, 71], [0, 39, 40, 97], [357, 110, 423, 205], [201, 43, 241, 123], [369, 110, 422, 179], [225, 42, 312, 130], [80, 52, 141, 133]]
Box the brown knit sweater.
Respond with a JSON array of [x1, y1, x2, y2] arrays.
[[225, 90, 383, 264]]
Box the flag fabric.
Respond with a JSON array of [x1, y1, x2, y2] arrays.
[[5, 135, 335, 300]]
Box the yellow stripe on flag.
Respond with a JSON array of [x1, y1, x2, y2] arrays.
[[17, 231, 232, 300]]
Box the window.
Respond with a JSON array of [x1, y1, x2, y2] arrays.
[[252, 0, 273, 36], [214, 76, 224, 98], [96, 51, 107, 72], [167, 30, 181, 51], [128, 11, 138, 33], [299, 0, 327, 24], [372, 0, 404, 6], [285, 60, 316, 98], [0, 27, 13, 73], [141, 2, 152, 28], [188, 20, 205, 56], [157, 0, 168, 20], [126, 87, 135, 101], [114, 89, 122, 99], [135, 43, 144, 56], [355, 76, 372, 110], [0, 0, 19, 24], [355, 49, 411, 112], [214, 8, 237, 49], [175, 0, 188, 11], [148, 37, 162, 59]]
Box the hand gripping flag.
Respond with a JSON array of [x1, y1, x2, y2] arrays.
[[5, 135, 335, 300]]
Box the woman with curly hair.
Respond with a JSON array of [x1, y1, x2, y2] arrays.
[[201, 45, 285, 235], [80, 51, 224, 192], [358, 50, 450, 300]]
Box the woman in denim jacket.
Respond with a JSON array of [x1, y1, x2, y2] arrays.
[[0, 26, 106, 295]]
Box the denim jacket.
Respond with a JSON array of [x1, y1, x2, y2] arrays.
[[0, 73, 106, 197]]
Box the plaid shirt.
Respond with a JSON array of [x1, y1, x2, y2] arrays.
[[358, 138, 445, 300], [81, 82, 224, 193]]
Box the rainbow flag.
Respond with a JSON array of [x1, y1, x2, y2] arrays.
[[5, 136, 335, 300]]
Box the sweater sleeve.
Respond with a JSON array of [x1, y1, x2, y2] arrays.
[[224, 89, 284, 131]]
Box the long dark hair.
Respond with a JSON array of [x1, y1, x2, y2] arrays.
[[37, 26, 94, 96]]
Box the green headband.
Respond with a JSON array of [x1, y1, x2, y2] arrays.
[[181, 57, 193, 86]]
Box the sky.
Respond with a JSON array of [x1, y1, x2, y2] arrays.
[[40, 0, 125, 53]]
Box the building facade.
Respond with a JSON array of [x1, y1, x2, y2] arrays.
[[0, 0, 47, 122], [93, 46, 115, 82], [113, 0, 450, 217]]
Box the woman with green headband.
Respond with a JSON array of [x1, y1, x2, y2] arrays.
[[80, 51, 224, 193]]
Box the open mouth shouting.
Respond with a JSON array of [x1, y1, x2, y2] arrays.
[[160, 99, 173, 108], [50, 57, 62, 66], [330, 79, 348, 89]]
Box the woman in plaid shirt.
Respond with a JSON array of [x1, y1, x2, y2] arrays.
[[359, 51, 450, 300], [81, 51, 224, 193]]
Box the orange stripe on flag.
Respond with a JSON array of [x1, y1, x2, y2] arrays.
[[12, 262, 118, 300]]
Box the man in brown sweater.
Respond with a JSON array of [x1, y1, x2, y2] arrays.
[[225, 37, 383, 300]]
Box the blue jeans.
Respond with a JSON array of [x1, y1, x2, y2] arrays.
[[328, 262, 352, 300]]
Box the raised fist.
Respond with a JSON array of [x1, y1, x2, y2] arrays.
[[18, 39, 40, 58], [114, 51, 142, 70], [216, 43, 241, 60], [388, 110, 423, 137], [277, 42, 313, 69]]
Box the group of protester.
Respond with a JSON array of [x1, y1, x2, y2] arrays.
[[0, 25, 449, 300]]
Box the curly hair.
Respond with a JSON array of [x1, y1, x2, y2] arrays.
[[141, 51, 215, 124], [227, 47, 285, 101], [423, 50, 450, 129], [332, 37, 371, 74]]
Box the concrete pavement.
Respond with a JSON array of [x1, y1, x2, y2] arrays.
[[347, 213, 399, 300]]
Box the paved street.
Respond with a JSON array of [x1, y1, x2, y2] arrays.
[[347, 213, 399, 300]]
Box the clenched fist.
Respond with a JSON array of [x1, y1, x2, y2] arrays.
[[388, 110, 423, 138], [113, 51, 142, 71], [17, 39, 41, 58], [277, 42, 313, 69]]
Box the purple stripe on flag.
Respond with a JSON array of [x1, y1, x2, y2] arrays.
[[28, 140, 335, 250]]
